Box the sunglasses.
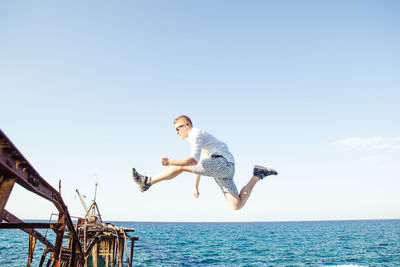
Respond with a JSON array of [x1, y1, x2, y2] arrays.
[[176, 124, 188, 132]]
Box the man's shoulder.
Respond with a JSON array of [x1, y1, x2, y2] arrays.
[[188, 127, 206, 141], [190, 127, 203, 135]]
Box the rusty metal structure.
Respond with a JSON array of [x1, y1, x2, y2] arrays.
[[70, 186, 139, 267], [0, 129, 138, 266]]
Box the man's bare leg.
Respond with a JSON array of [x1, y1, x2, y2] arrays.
[[150, 166, 193, 185], [225, 176, 260, 210]]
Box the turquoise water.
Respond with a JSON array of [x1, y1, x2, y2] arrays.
[[1, 220, 399, 266]]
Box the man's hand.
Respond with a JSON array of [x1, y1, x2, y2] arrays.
[[161, 157, 197, 166], [193, 188, 200, 198], [193, 175, 200, 198], [161, 156, 169, 166]]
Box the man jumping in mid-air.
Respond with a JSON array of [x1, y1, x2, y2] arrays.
[[131, 115, 278, 210]]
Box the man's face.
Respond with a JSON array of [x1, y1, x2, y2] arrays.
[[175, 121, 189, 139]]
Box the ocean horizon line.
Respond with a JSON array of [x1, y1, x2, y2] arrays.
[[19, 218, 400, 224]]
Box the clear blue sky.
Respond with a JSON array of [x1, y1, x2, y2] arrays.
[[1, 1, 399, 222]]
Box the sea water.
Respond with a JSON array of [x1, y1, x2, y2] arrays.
[[1, 220, 399, 266]]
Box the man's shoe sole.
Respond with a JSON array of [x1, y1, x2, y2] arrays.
[[132, 168, 147, 192], [254, 165, 278, 175]]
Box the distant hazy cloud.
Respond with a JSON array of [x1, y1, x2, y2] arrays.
[[334, 137, 400, 169], [333, 137, 400, 151]]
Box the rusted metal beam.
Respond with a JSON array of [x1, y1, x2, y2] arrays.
[[39, 247, 51, 267], [85, 239, 98, 260], [118, 238, 124, 267], [0, 130, 65, 212], [0, 130, 85, 264], [0, 222, 63, 230], [130, 236, 139, 266], [63, 209, 85, 264], [1, 210, 55, 250], [45, 255, 53, 267], [93, 242, 99, 267], [27, 234, 37, 267], [70, 234, 77, 267], [0, 175, 16, 215], [51, 213, 66, 267], [1, 131, 139, 267]]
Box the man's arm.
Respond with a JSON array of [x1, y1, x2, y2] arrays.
[[193, 174, 200, 198], [162, 157, 197, 166]]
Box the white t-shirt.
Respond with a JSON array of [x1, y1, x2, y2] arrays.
[[187, 127, 235, 164]]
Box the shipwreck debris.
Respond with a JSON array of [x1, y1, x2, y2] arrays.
[[0, 129, 138, 266]]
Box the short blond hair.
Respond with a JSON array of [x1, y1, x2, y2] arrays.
[[174, 115, 192, 126]]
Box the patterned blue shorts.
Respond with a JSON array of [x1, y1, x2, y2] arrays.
[[191, 157, 238, 195]]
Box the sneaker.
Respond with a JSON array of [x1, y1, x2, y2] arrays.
[[253, 165, 278, 180], [132, 168, 152, 192]]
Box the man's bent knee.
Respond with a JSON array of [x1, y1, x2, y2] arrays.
[[231, 203, 242, 210], [225, 193, 241, 210], [181, 166, 193, 173]]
